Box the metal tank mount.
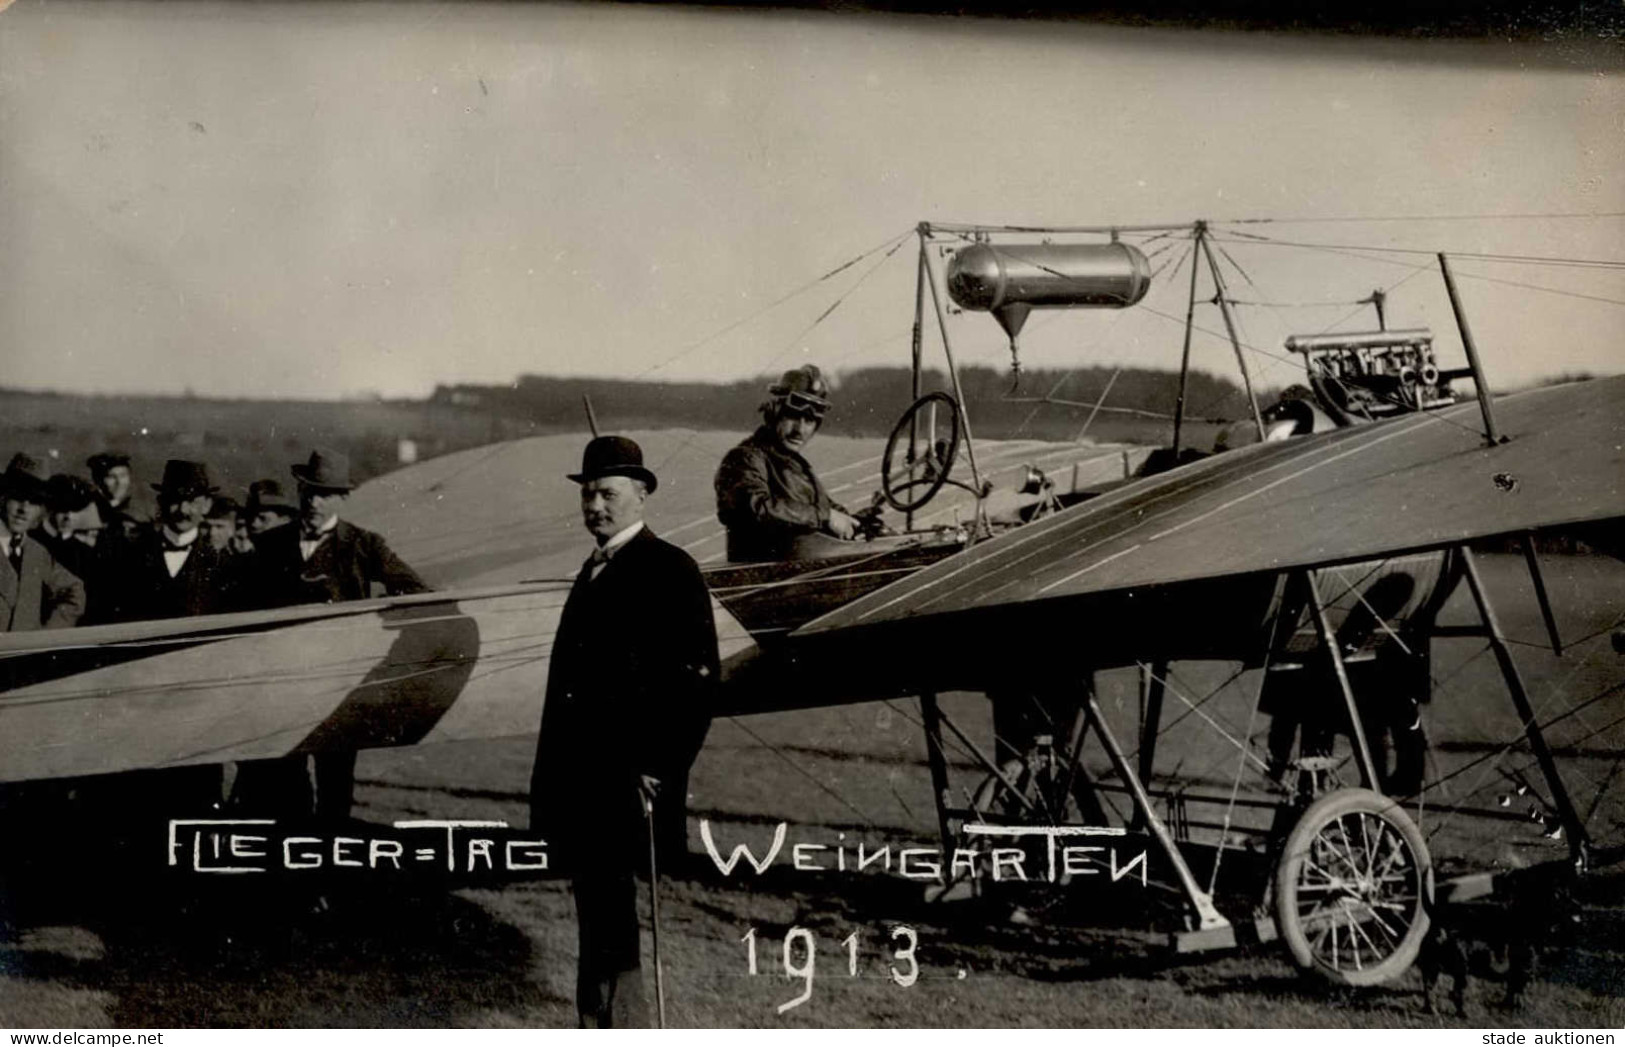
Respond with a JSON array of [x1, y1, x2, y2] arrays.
[[945, 241, 1152, 381]]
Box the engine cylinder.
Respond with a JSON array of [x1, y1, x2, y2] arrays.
[[946, 242, 1152, 312]]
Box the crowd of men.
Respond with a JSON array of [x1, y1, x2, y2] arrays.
[[0, 445, 427, 820], [0, 445, 425, 632]]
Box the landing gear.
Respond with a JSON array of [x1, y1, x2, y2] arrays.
[[1275, 787, 1432, 986]]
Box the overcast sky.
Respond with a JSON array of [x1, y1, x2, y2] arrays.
[[2, 2, 1621, 400]]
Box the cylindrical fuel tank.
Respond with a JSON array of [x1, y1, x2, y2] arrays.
[[946, 242, 1152, 312]]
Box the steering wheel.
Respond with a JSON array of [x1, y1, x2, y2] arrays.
[[881, 391, 963, 513]]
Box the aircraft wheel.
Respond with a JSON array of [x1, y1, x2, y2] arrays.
[[881, 392, 962, 513], [1275, 787, 1432, 986]]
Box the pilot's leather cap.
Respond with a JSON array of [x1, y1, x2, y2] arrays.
[[768, 364, 832, 416]]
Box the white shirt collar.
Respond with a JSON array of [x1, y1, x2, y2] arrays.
[[598, 520, 645, 557], [305, 514, 340, 539], [161, 526, 200, 549]]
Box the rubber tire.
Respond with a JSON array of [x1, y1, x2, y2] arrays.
[[1275, 787, 1432, 987]]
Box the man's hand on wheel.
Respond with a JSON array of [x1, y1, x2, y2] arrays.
[[826, 509, 861, 540]]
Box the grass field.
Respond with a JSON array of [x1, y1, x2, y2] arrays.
[[0, 426, 1621, 1029]]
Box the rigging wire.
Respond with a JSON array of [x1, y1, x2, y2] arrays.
[[1222, 210, 1625, 226], [638, 227, 913, 380], [648, 235, 912, 481], [1206, 233, 1625, 270], [722, 715, 883, 831], [1446, 270, 1625, 310], [752, 236, 912, 388]]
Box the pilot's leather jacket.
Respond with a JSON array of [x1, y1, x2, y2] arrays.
[[714, 426, 846, 562]]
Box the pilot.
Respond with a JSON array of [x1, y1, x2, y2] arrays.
[[714, 364, 863, 562]]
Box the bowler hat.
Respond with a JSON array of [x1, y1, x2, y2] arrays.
[[246, 479, 298, 514], [567, 436, 658, 493], [0, 453, 51, 502], [291, 448, 354, 493], [151, 459, 219, 499], [86, 451, 132, 476]]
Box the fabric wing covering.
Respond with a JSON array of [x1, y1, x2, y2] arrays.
[[796, 375, 1625, 634]]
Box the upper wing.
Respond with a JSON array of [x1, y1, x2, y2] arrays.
[[797, 376, 1625, 637]]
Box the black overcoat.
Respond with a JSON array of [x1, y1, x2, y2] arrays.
[[529, 526, 718, 867]]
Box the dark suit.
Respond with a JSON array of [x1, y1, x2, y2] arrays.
[[104, 528, 244, 623], [240, 519, 429, 819], [255, 519, 428, 607], [95, 528, 239, 827], [530, 526, 717, 1027], [0, 532, 85, 632]]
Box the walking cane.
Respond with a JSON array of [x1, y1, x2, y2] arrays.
[[641, 786, 667, 1029]]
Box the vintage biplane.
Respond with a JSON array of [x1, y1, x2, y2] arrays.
[[0, 219, 1620, 990]]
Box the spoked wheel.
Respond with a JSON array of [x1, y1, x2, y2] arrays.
[[881, 391, 962, 513], [1275, 787, 1432, 986]]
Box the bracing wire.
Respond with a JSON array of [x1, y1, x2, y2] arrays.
[[639, 227, 914, 380], [1206, 234, 1625, 270]]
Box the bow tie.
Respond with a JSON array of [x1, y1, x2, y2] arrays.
[[588, 546, 611, 567], [162, 537, 193, 553], [303, 530, 325, 542]]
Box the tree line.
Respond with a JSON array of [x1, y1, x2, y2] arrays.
[[431, 365, 1260, 445]]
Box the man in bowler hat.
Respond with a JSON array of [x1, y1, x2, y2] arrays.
[[531, 435, 718, 1028], [248, 448, 428, 820], [0, 453, 85, 632]]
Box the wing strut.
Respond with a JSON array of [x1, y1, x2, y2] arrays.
[[1437, 253, 1504, 447], [1131, 661, 1169, 833], [1459, 547, 1590, 866], [919, 693, 957, 859], [1197, 228, 1266, 442], [1303, 569, 1381, 790], [1082, 689, 1231, 936], [1520, 534, 1564, 656]]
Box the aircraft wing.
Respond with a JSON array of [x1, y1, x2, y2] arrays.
[[795, 377, 1624, 648]]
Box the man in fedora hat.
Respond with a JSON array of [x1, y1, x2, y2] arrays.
[[248, 447, 428, 820], [244, 479, 298, 539], [531, 435, 718, 1028], [104, 459, 244, 624], [0, 453, 85, 632], [714, 364, 863, 562], [38, 474, 113, 626]]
